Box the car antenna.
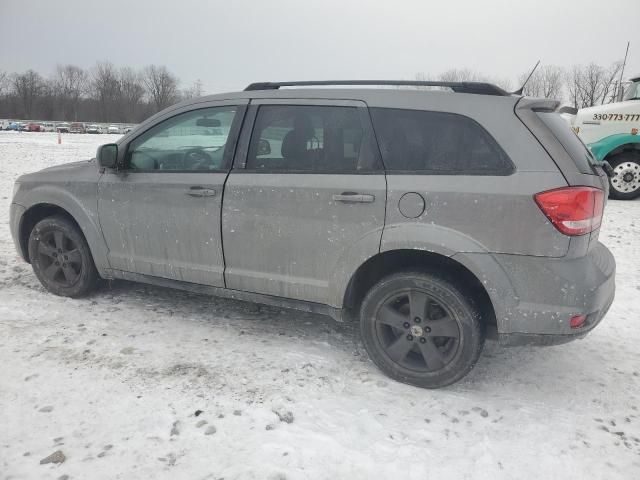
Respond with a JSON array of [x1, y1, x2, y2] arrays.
[[512, 60, 541, 95]]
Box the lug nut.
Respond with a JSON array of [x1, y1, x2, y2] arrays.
[[403, 322, 410, 329], [425, 326, 432, 333], [407, 334, 413, 341], [420, 337, 427, 343], [414, 317, 421, 323], [55, 261, 59, 266]]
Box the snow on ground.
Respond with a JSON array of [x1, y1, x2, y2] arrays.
[[0, 131, 639, 480]]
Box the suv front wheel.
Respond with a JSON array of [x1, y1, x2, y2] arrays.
[[360, 271, 485, 388], [28, 215, 100, 297]]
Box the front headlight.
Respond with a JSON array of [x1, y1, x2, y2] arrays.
[[12, 182, 21, 201]]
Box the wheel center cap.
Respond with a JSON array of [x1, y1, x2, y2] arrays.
[[410, 325, 423, 337], [623, 172, 635, 183]]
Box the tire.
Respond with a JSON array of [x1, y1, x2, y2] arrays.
[[28, 215, 99, 297], [607, 153, 640, 200], [360, 271, 485, 388]]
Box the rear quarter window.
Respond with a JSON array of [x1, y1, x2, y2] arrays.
[[369, 107, 514, 174], [536, 112, 595, 175]]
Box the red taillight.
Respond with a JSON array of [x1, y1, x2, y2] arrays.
[[570, 314, 587, 329], [534, 187, 605, 236]]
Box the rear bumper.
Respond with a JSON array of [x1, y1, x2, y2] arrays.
[[490, 242, 616, 344], [10, 202, 27, 261]]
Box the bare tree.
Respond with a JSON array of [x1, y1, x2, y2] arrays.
[[12, 70, 43, 118], [90, 62, 121, 122], [143, 65, 179, 112], [182, 79, 204, 99], [518, 65, 564, 99], [119, 67, 145, 122], [55, 64, 88, 121], [565, 62, 623, 108], [0, 71, 8, 97]]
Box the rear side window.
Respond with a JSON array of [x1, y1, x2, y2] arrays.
[[370, 108, 513, 174], [536, 112, 595, 174], [246, 105, 381, 172]]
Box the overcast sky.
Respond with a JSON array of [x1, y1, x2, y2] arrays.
[[1, 0, 638, 94]]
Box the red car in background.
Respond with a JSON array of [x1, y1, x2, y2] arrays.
[[26, 123, 44, 132]]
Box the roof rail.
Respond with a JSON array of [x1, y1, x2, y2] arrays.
[[244, 80, 510, 96]]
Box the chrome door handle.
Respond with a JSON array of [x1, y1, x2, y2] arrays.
[[187, 186, 216, 197], [332, 192, 375, 203]]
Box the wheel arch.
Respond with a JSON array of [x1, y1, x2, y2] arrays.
[[18, 198, 110, 276], [341, 249, 502, 331], [589, 134, 640, 162]]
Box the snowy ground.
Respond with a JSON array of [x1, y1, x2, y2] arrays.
[[0, 131, 639, 480]]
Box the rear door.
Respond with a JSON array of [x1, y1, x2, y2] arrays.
[[222, 99, 386, 305], [97, 101, 246, 286]]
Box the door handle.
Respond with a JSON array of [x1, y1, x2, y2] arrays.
[[187, 186, 216, 197], [332, 192, 375, 203]]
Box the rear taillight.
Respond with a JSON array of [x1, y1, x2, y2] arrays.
[[534, 187, 605, 236]]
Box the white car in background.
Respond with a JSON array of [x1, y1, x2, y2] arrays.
[[107, 125, 120, 134], [87, 124, 101, 134]]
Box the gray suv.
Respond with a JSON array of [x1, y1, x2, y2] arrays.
[[9, 80, 616, 388]]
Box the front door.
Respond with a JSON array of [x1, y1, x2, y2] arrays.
[[222, 100, 387, 305], [97, 103, 245, 286]]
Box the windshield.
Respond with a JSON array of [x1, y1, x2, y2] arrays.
[[622, 80, 640, 101]]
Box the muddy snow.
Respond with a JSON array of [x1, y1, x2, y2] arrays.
[[0, 131, 639, 479]]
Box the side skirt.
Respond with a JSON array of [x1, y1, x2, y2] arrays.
[[106, 269, 344, 322]]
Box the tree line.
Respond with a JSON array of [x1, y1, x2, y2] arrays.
[[416, 61, 626, 108], [0, 60, 628, 123], [0, 63, 204, 123]]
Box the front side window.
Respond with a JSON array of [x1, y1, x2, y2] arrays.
[[370, 108, 513, 174], [127, 106, 238, 171], [246, 105, 380, 172]]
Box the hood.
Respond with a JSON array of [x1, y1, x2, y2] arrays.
[[39, 158, 96, 173], [17, 158, 99, 185]]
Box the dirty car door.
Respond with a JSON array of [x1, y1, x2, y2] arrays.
[[222, 100, 386, 305], [97, 102, 246, 285]]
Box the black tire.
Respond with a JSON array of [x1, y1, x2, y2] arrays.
[[28, 215, 99, 297], [607, 153, 640, 200], [360, 271, 484, 388]]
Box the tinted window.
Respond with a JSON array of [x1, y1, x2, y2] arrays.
[[246, 105, 380, 171], [536, 112, 595, 174], [370, 108, 513, 174], [128, 106, 237, 171]]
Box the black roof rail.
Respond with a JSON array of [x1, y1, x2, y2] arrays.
[[244, 80, 510, 96]]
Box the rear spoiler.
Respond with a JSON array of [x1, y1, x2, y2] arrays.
[[514, 97, 561, 113]]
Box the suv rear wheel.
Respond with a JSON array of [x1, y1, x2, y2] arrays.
[[360, 271, 484, 388], [28, 215, 99, 297], [608, 152, 640, 200]]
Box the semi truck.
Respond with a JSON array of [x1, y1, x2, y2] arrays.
[[565, 75, 640, 200]]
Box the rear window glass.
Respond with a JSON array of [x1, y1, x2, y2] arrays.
[[369, 107, 513, 174], [536, 112, 595, 174]]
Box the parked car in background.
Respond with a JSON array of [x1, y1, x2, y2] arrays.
[[9, 80, 616, 388], [42, 123, 56, 132], [26, 123, 43, 132], [87, 124, 101, 134], [70, 123, 86, 134], [107, 125, 120, 134], [124, 125, 135, 133], [5, 122, 21, 131], [56, 123, 70, 133]]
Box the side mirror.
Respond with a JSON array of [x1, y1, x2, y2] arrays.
[[97, 143, 118, 168], [257, 139, 271, 156]]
